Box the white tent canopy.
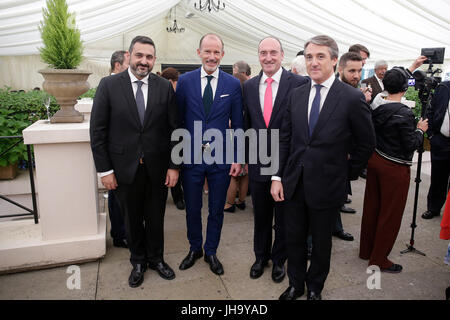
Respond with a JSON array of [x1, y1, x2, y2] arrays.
[[1, 0, 449, 90]]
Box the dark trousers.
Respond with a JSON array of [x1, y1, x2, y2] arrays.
[[108, 190, 126, 240], [114, 164, 168, 266], [360, 152, 410, 269], [427, 155, 450, 214], [171, 177, 184, 203], [182, 164, 230, 256], [249, 179, 286, 266], [284, 180, 338, 293], [334, 180, 352, 233]]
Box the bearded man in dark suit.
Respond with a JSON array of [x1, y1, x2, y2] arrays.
[[90, 36, 180, 288]]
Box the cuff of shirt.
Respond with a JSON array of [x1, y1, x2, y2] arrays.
[[98, 170, 114, 177], [271, 176, 281, 182]]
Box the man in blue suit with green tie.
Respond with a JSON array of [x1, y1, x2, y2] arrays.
[[176, 33, 244, 275]]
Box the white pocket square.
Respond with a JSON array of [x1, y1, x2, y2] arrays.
[[220, 94, 230, 98]]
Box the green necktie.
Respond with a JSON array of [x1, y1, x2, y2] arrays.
[[203, 75, 213, 117]]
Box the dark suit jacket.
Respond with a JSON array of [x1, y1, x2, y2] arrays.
[[277, 79, 376, 209], [426, 81, 450, 160], [243, 68, 309, 181], [176, 68, 244, 170], [90, 70, 180, 184], [362, 75, 383, 104]]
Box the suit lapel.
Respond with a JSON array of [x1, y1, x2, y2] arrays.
[[297, 84, 311, 141], [120, 71, 141, 127], [251, 72, 264, 127], [269, 68, 289, 128], [194, 68, 206, 119], [143, 73, 157, 126], [372, 76, 382, 93], [208, 69, 225, 119], [310, 78, 340, 140]]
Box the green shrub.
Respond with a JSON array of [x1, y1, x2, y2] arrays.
[[79, 87, 97, 99], [38, 0, 83, 69], [404, 86, 422, 120], [0, 87, 58, 166]]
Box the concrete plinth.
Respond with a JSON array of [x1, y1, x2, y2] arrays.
[[0, 120, 106, 273]]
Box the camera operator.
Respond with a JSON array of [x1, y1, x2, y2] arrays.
[[422, 80, 450, 219], [359, 67, 428, 273]]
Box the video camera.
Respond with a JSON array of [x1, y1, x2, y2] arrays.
[[409, 47, 445, 115]]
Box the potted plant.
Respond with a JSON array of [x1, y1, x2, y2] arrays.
[[38, 0, 91, 123], [0, 88, 59, 179]]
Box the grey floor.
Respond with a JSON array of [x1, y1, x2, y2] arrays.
[[0, 161, 449, 300]]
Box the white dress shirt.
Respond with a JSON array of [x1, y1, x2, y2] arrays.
[[128, 67, 149, 109], [99, 68, 150, 177], [375, 74, 384, 91], [201, 67, 220, 99], [259, 67, 283, 113], [272, 72, 336, 182], [440, 100, 450, 138], [307, 73, 336, 124]]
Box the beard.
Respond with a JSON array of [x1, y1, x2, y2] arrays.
[[203, 60, 219, 73], [342, 76, 358, 88], [131, 62, 151, 78]]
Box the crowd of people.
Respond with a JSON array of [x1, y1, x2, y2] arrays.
[[89, 33, 450, 299]]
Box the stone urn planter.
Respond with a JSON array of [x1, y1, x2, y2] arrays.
[[39, 69, 92, 123]]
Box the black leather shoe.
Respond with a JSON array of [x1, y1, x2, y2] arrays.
[[113, 238, 128, 248], [149, 261, 175, 280], [332, 230, 354, 241], [340, 205, 356, 214], [179, 250, 203, 270], [204, 254, 224, 275], [250, 260, 268, 279], [279, 286, 304, 300], [224, 205, 236, 213], [421, 210, 440, 219], [345, 198, 352, 204], [307, 290, 322, 300], [359, 169, 367, 179], [128, 264, 146, 288], [271, 264, 286, 283], [175, 200, 185, 210], [236, 201, 246, 210], [381, 263, 402, 273]]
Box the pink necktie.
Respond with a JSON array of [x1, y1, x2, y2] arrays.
[[263, 77, 274, 127]]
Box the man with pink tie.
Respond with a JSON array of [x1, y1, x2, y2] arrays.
[[243, 36, 308, 283]]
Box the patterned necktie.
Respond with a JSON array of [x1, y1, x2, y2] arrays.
[[309, 84, 323, 136], [135, 80, 145, 125], [203, 75, 214, 117], [263, 77, 274, 127]]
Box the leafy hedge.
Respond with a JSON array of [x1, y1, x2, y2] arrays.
[[79, 87, 97, 98], [0, 87, 59, 166], [404, 86, 422, 120]]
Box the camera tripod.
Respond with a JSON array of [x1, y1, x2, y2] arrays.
[[400, 70, 437, 256]]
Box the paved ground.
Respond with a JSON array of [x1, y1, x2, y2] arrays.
[[0, 153, 448, 300]]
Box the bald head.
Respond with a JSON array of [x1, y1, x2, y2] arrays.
[[199, 33, 224, 52], [258, 36, 284, 77]]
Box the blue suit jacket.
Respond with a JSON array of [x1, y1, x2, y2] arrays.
[[176, 68, 244, 169]]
